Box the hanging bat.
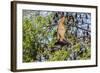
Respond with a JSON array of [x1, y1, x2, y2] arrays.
[[57, 16, 66, 41]]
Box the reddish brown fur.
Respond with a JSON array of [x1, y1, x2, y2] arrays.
[[57, 16, 66, 41]]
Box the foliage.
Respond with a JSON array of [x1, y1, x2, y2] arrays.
[[23, 11, 91, 62], [49, 49, 69, 61]]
